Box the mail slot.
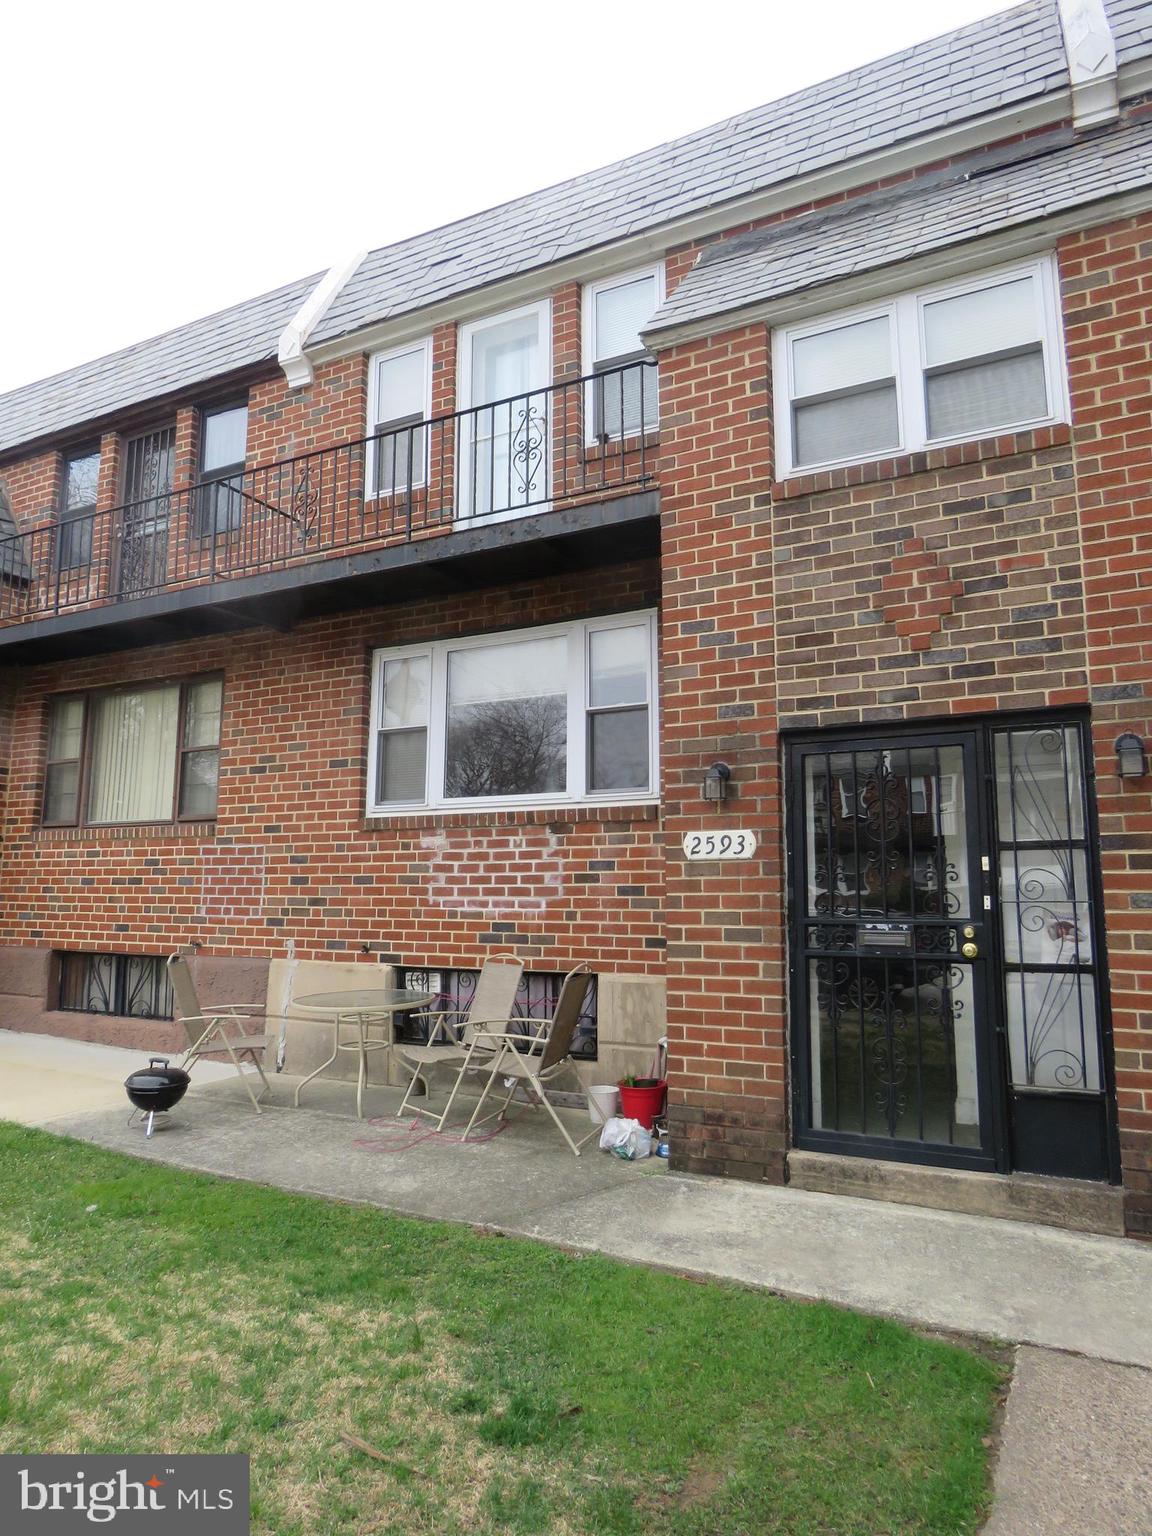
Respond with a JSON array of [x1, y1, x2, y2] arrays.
[[859, 923, 913, 951]]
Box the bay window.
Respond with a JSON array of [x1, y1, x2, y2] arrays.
[[774, 257, 1066, 477], [42, 676, 223, 827], [368, 613, 658, 812]]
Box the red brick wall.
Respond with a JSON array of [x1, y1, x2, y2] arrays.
[[0, 449, 60, 532], [657, 324, 787, 1180], [0, 562, 663, 991], [1060, 209, 1152, 1237]]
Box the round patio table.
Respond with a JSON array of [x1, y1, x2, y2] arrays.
[[291, 988, 437, 1119]]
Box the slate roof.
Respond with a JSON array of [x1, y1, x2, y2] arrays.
[[1109, 0, 1152, 65], [310, 2, 1068, 348], [644, 117, 1152, 335], [0, 273, 320, 458], [1, 0, 1149, 461]]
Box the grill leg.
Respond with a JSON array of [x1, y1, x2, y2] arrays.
[[145, 1111, 155, 1139]]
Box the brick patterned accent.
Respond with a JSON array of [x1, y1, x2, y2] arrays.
[[875, 537, 964, 651], [772, 430, 1087, 729]]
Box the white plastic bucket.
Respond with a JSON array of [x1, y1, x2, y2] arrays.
[[587, 1084, 620, 1125]]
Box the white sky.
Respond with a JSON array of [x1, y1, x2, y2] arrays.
[[0, 0, 1011, 395]]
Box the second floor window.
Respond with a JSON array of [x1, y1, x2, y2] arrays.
[[43, 675, 223, 827], [368, 342, 430, 496], [773, 257, 1066, 477], [196, 403, 248, 537], [59, 448, 101, 570], [585, 269, 662, 441]]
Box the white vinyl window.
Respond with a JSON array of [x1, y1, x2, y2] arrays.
[[583, 268, 662, 442], [367, 612, 659, 813], [773, 258, 1067, 477], [367, 339, 432, 496]]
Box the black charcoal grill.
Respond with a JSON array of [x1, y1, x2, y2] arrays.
[[124, 1058, 190, 1138]]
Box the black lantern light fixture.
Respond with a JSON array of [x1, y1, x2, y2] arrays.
[[702, 761, 731, 802], [1115, 733, 1149, 779]]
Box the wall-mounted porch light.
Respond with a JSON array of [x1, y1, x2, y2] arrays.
[[702, 761, 731, 802], [1115, 733, 1149, 779]]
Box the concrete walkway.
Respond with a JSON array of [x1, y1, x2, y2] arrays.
[[4, 1029, 1152, 1532], [984, 1347, 1152, 1536]]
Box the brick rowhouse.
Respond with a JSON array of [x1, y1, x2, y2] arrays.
[[0, 2, 1149, 1234]]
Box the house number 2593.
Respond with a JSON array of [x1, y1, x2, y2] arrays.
[[682, 830, 758, 860]]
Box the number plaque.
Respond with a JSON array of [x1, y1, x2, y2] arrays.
[[681, 829, 758, 861]]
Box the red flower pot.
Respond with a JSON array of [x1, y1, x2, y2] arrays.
[[618, 1080, 667, 1130]]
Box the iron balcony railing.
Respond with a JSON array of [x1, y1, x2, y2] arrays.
[[0, 359, 658, 624]]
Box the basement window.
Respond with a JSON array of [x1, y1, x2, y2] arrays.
[[773, 256, 1067, 477], [396, 966, 598, 1059], [57, 952, 174, 1020]]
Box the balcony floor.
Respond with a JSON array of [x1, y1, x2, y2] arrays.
[[0, 491, 658, 663]]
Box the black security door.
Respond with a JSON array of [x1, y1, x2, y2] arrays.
[[119, 426, 174, 593], [791, 731, 996, 1168], [789, 719, 1116, 1182]]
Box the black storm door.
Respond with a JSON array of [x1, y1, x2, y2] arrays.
[[791, 731, 996, 1169], [789, 720, 1116, 1181]]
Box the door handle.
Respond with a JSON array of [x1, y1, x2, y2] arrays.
[[962, 942, 979, 959]]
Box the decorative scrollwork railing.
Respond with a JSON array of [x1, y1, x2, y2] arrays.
[[0, 360, 658, 625]]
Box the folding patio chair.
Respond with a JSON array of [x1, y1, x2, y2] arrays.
[[393, 953, 524, 1121], [166, 951, 274, 1114], [445, 962, 597, 1156]]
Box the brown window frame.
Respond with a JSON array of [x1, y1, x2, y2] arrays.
[[193, 399, 249, 540], [58, 445, 101, 572], [41, 673, 224, 829]]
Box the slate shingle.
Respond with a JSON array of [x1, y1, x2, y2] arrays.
[[309, 2, 1067, 348], [644, 119, 1152, 334], [0, 0, 1149, 458], [0, 274, 320, 458]]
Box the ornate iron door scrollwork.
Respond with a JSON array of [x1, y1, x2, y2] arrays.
[[796, 738, 984, 1154]]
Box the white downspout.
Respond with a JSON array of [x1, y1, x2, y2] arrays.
[[277, 249, 367, 390], [1057, 0, 1119, 129]]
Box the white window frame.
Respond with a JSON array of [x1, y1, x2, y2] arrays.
[[581, 265, 665, 445], [366, 337, 433, 497], [772, 255, 1068, 479], [457, 299, 552, 524], [366, 610, 660, 815]]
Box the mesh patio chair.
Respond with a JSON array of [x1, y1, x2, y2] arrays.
[[166, 951, 275, 1114], [445, 962, 597, 1156], [394, 953, 524, 1123]]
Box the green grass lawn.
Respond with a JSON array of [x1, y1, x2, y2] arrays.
[[0, 1124, 1003, 1535]]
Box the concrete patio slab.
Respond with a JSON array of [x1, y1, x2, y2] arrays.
[[984, 1347, 1152, 1535], [0, 1029, 234, 1125], [6, 1028, 1152, 1370]]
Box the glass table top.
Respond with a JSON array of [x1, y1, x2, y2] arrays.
[[292, 989, 437, 1012]]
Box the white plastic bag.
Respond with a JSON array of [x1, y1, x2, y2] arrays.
[[598, 1116, 653, 1160]]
